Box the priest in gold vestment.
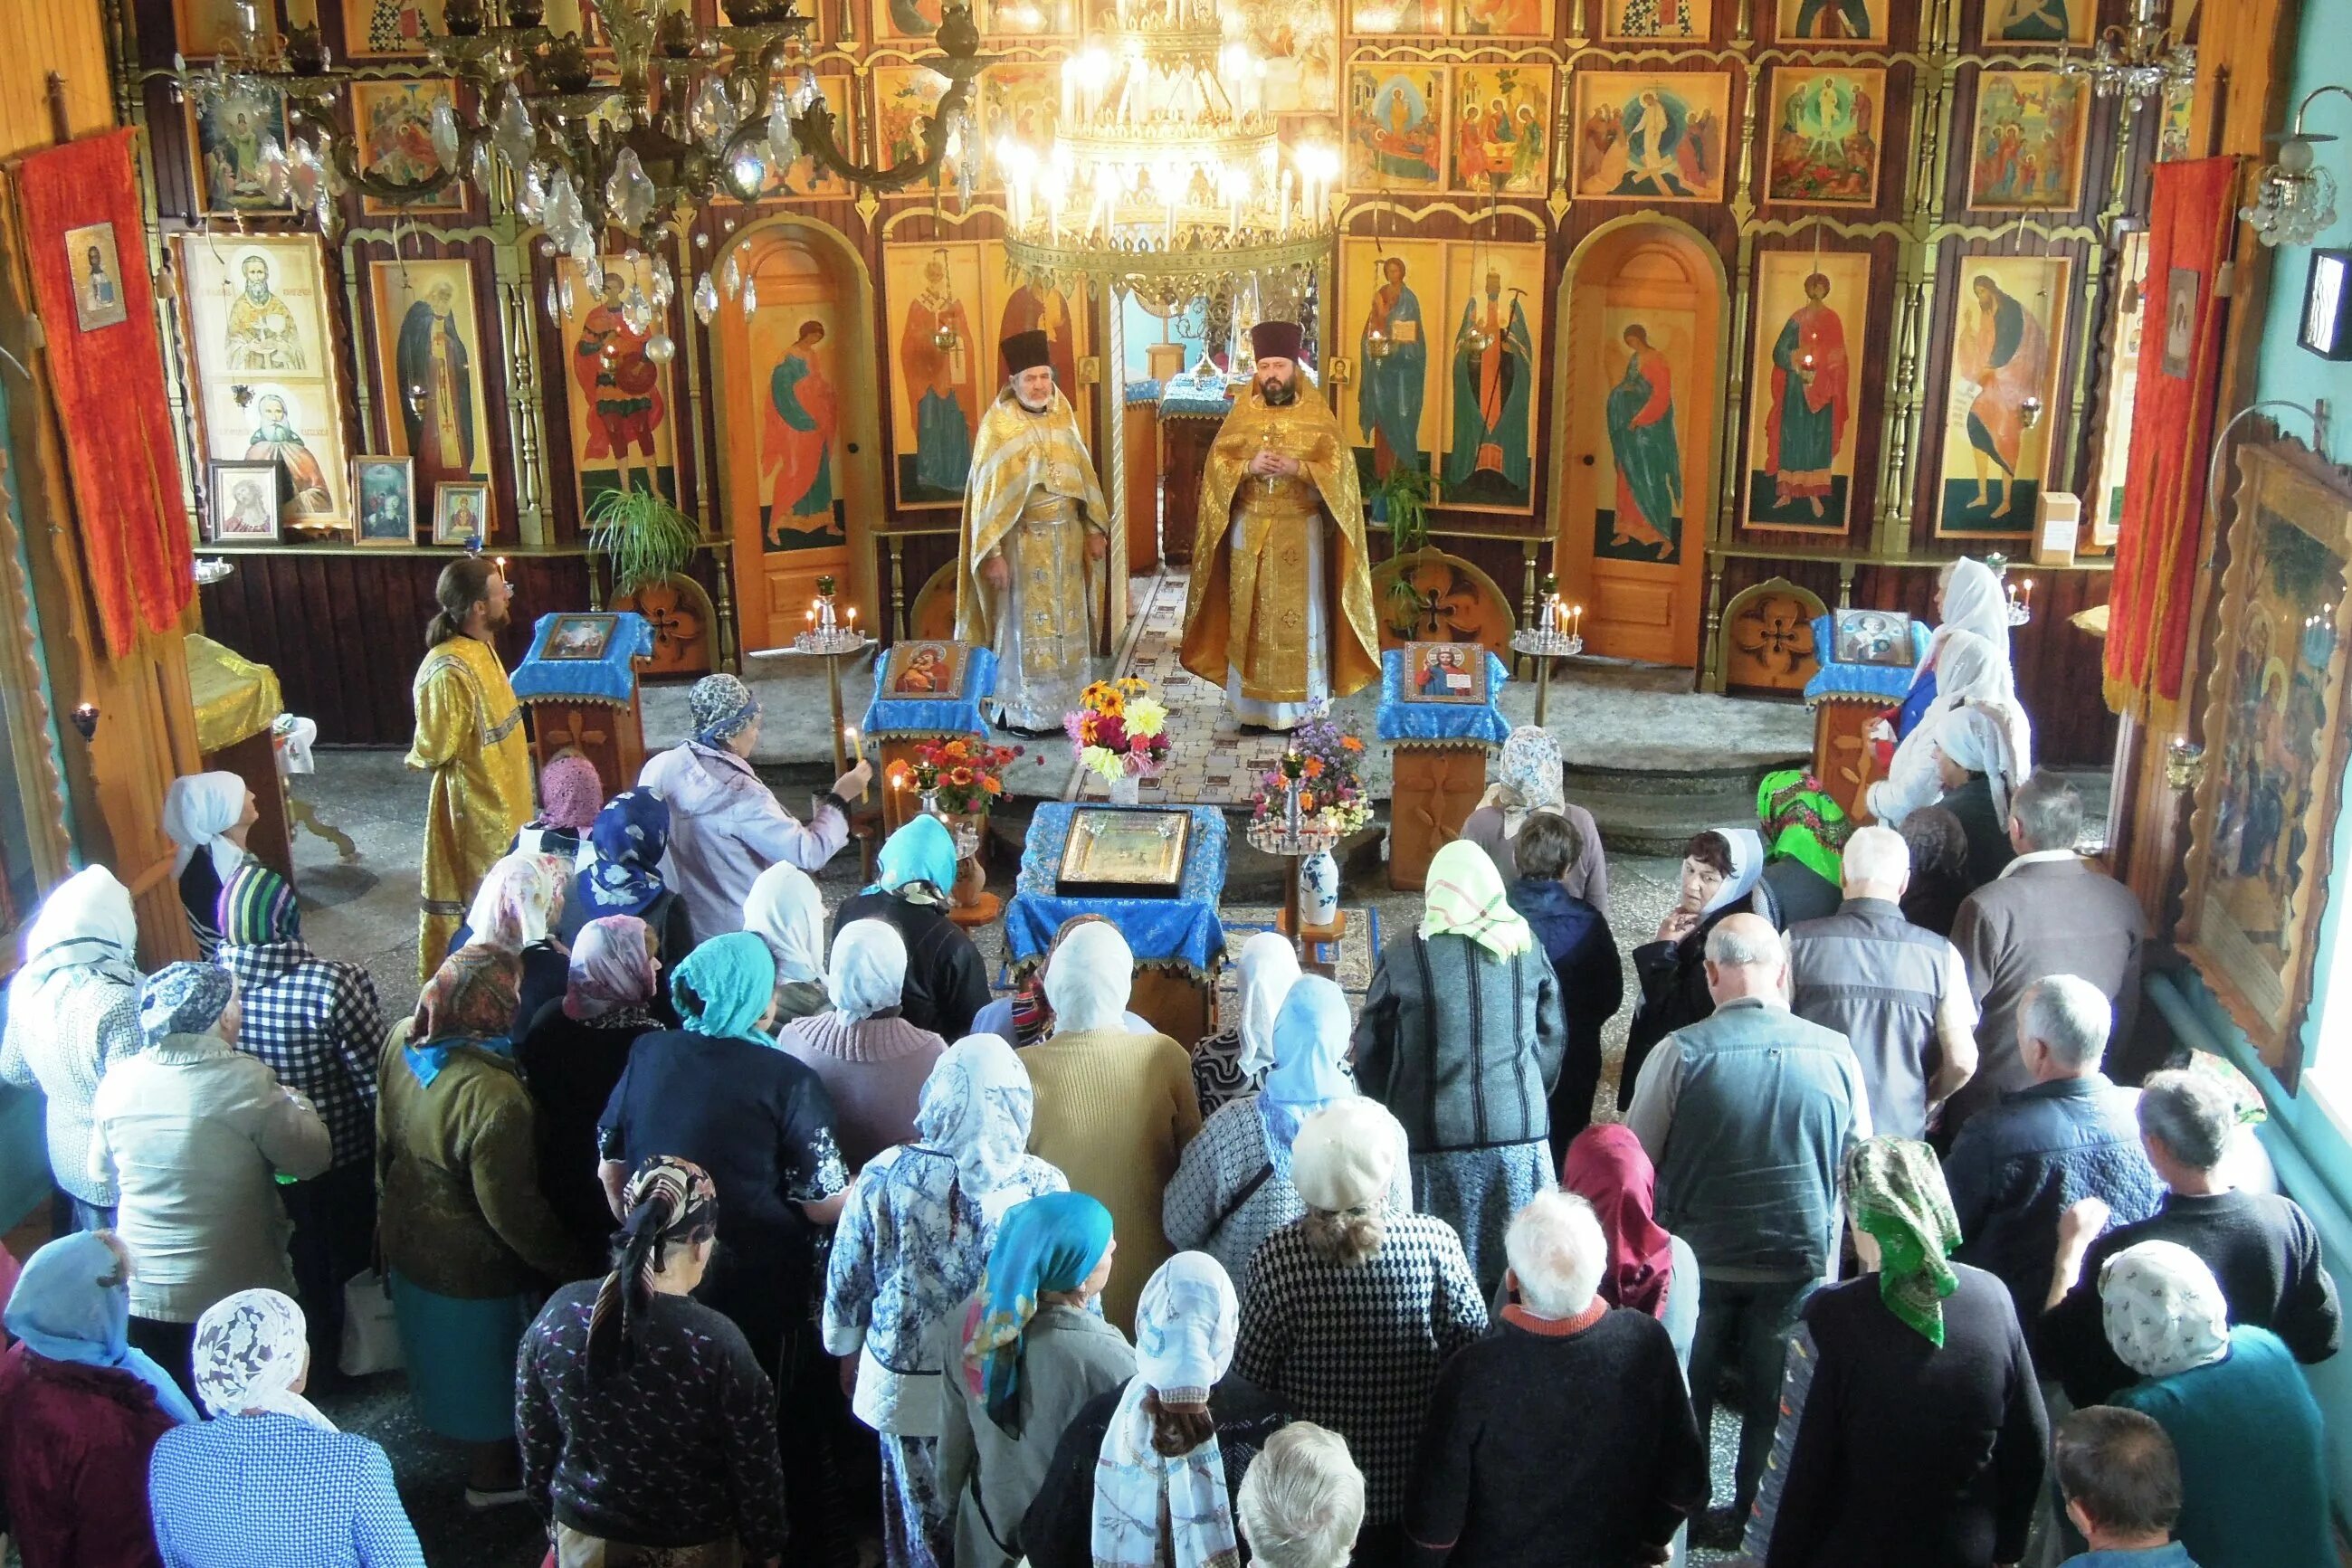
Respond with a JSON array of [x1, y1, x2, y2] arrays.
[[1180, 321, 1380, 729], [955, 328, 1113, 731], [405, 556, 533, 976]]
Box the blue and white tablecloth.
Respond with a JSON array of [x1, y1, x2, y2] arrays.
[[1804, 613, 1931, 707], [511, 612, 653, 705], [1376, 647, 1513, 748], [1005, 803, 1229, 977], [861, 645, 998, 737]]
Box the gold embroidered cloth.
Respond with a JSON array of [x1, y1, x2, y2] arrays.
[[405, 634, 533, 976]]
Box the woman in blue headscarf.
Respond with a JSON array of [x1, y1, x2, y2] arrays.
[[832, 813, 994, 1042], [940, 1192, 1132, 1568], [1163, 975, 1409, 1282], [560, 788, 695, 967]]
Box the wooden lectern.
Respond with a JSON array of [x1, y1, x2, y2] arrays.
[[511, 613, 656, 797]]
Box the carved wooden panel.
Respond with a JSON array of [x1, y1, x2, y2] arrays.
[[1389, 743, 1489, 890], [1723, 576, 1825, 695]]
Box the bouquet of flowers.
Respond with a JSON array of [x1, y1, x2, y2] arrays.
[[886, 734, 1024, 814], [1250, 705, 1373, 836], [1067, 677, 1174, 782]]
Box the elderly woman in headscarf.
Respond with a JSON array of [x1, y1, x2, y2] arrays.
[[1560, 1123, 1700, 1372], [455, 851, 576, 1030], [971, 912, 1156, 1049], [512, 752, 604, 866], [1934, 703, 2028, 890], [1876, 558, 2015, 751], [379, 946, 592, 1504], [1238, 1101, 1488, 1562], [1621, 827, 1772, 1110], [1743, 1138, 2046, 1568], [1022, 921, 1204, 1329], [833, 814, 994, 1042], [639, 672, 868, 941], [1459, 725, 1610, 909], [1166, 975, 1410, 1282], [2100, 1241, 2333, 1568], [517, 914, 668, 1254], [90, 962, 332, 1401], [0, 1231, 196, 1568], [1356, 840, 1564, 1293], [743, 860, 831, 1025], [938, 1193, 1131, 1568], [519, 1155, 789, 1568], [1868, 628, 2031, 827], [1757, 769, 1852, 927], [161, 771, 257, 956], [2, 865, 145, 1231], [1024, 1252, 1292, 1568], [1186, 931, 1302, 1120], [563, 787, 695, 964], [148, 1288, 425, 1568], [1895, 804, 1974, 936], [782, 918, 949, 1173], [824, 1034, 1070, 1568]]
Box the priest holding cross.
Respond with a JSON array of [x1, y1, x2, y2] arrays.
[[1179, 320, 1381, 731]]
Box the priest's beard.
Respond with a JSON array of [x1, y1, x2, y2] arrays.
[[1016, 391, 1052, 413], [1259, 375, 1298, 406]]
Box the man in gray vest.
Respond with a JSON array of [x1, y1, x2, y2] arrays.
[[1624, 913, 1871, 1544], [1785, 824, 1980, 1141]]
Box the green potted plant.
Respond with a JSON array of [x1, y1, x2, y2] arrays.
[[1369, 466, 1436, 626], [585, 485, 701, 598]]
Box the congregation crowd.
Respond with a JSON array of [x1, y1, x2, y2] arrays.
[[0, 555, 2341, 1568]]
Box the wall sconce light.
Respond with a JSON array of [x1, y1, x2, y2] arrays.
[[2242, 84, 2349, 249], [2165, 738, 2206, 791], [69, 703, 99, 741]]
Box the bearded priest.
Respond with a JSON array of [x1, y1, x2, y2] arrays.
[[953, 328, 1113, 733], [1180, 320, 1381, 730]]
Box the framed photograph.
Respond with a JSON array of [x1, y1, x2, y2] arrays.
[[351, 456, 415, 546], [2178, 437, 2352, 1085], [1055, 807, 1193, 898], [433, 479, 490, 545], [542, 613, 620, 661], [1764, 67, 1886, 209], [1571, 71, 1733, 204], [883, 640, 970, 696], [206, 461, 282, 542], [1830, 608, 1915, 668], [62, 222, 129, 332], [1967, 71, 2089, 213], [1402, 640, 1488, 703], [2300, 250, 2352, 362]]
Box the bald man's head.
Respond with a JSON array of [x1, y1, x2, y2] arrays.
[[1703, 912, 1787, 1005]]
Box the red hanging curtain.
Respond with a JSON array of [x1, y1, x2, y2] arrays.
[[2103, 156, 2241, 721], [13, 128, 194, 659]]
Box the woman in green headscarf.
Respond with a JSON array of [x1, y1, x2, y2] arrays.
[[1744, 1136, 2049, 1567], [832, 814, 994, 1041], [1757, 767, 1853, 927]]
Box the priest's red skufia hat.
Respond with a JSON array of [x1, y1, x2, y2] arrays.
[[1002, 329, 1053, 375], [1250, 319, 1304, 363]]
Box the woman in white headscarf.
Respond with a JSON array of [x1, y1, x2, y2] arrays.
[[162, 772, 257, 957], [781, 917, 948, 1173], [1023, 922, 1205, 1330], [452, 851, 573, 1036], [1622, 826, 1769, 1112], [148, 1288, 426, 1567], [1459, 725, 1611, 909], [825, 1035, 1070, 1568], [1869, 628, 2031, 827], [1188, 931, 1302, 1120], [0, 865, 144, 1230], [2102, 1240, 2334, 1568], [1933, 703, 2027, 889], [1166, 974, 1410, 1280], [743, 860, 831, 1025]]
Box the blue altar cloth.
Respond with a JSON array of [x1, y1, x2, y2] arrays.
[[511, 613, 653, 705], [861, 646, 999, 737], [1005, 803, 1229, 977], [1804, 613, 1932, 707], [1376, 648, 1513, 748]]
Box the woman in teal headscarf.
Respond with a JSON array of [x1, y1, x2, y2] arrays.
[[833, 813, 994, 1041], [942, 1192, 1132, 1568], [672, 930, 782, 1043]]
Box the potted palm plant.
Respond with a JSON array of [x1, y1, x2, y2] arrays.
[[585, 486, 700, 598]]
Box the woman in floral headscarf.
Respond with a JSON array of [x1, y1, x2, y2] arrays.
[[1745, 1137, 2047, 1568], [1459, 725, 1610, 909], [562, 788, 696, 964], [824, 1033, 1069, 1568], [510, 751, 604, 865], [1756, 769, 1852, 927], [451, 851, 573, 1035]]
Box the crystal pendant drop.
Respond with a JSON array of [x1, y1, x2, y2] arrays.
[[493, 86, 535, 176], [740, 274, 758, 318], [767, 106, 798, 172], [471, 138, 495, 192], [582, 250, 605, 295], [652, 252, 676, 307], [514, 162, 547, 223], [258, 134, 290, 201], [606, 148, 657, 234], [545, 280, 561, 324], [728, 141, 769, 199], [428, 98, 461, 171], [621, 286, 653, 336], [544, 167, 584, 246], [692, 271, 719, 324], [721, 253, 741, 299], [690, 78, 739, 152], [645, 331, 676, 365], [288, 140, 322, 209], [559, 272, 577, 318]]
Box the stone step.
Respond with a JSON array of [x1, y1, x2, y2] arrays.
[[1566, 755, 1811, 859]]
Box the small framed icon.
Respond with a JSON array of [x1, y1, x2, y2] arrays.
[[433, 478, 490, 545], [541, 613, 620, 662], [206, 460, 282, 542], [351, 455, 416, 546]]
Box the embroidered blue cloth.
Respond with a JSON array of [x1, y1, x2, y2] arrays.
[[1804, 613, 1933, 706], [1005, 803, 1229, 977], [511, 613, 654, 706], [1159, 369, 1239, 420], [1377, 648, 1512, 748], [1124, 379, 1164, 405], [860, 645, 999, 738]]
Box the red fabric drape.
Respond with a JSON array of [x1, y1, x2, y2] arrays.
[[14, 129, 193, 659], [2103, 156, 2240, 720]]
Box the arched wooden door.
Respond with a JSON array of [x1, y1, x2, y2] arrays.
[[712, 221, 886, 652], [1554, 222, 1724, 668]]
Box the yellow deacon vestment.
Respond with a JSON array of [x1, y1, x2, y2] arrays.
[[1179, 377, 1380, 726], [405, 633, 533, 977], [953, 386, 1113, 730]]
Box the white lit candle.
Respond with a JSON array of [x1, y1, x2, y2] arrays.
[[1571, 603, 1584, 640]]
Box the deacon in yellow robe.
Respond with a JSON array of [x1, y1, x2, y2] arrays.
[[954, 328, 1113, 732], [405, 557, 533, 977], [1180, 320, 1380, 729]]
